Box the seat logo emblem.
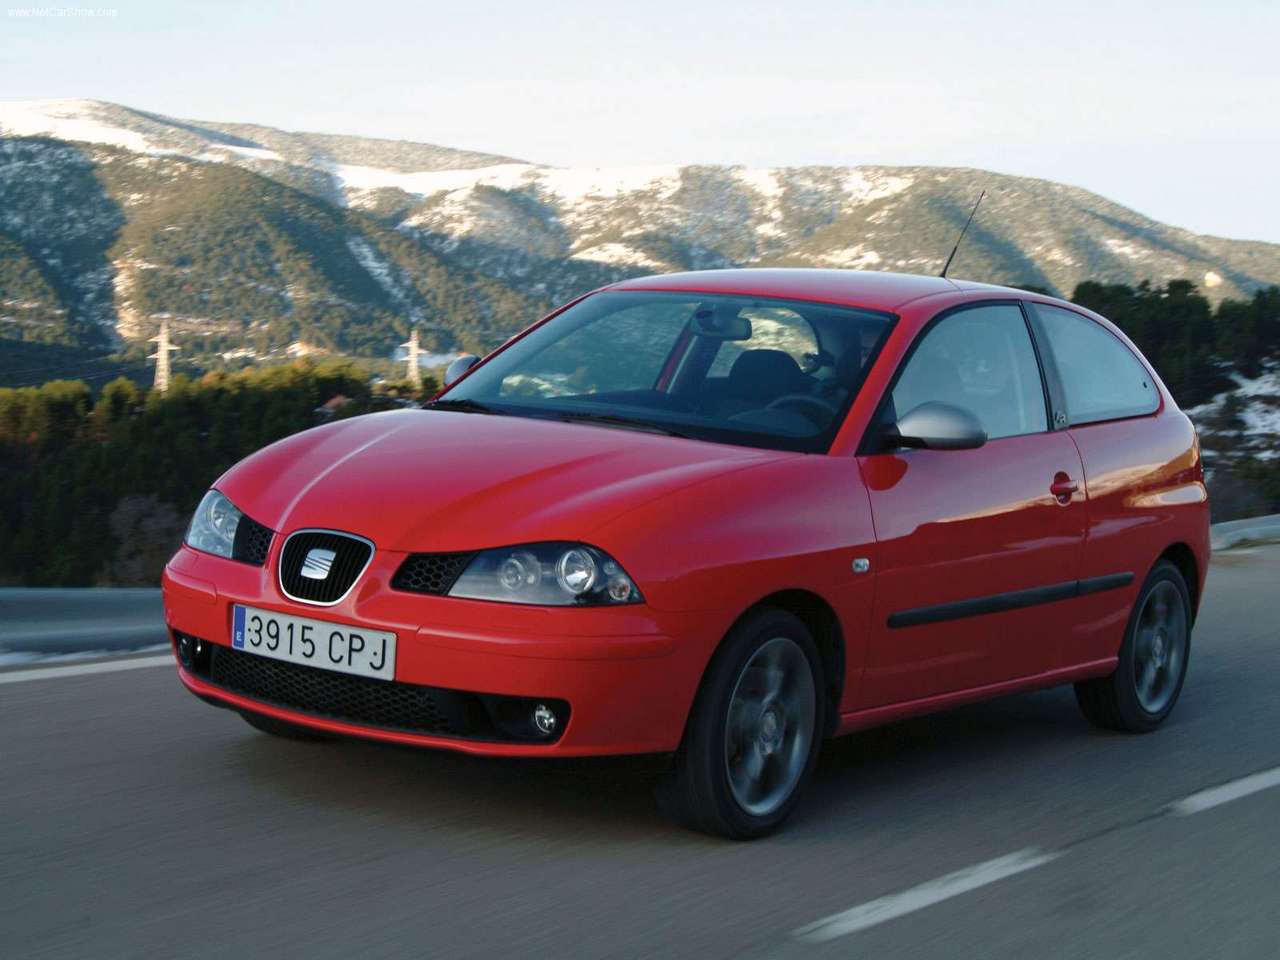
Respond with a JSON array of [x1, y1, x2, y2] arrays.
[[301, 547, 337, 580]]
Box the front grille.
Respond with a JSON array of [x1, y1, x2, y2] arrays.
[[199, 644, 568, 742], [232, 515, 274, 566], [279, 530, 373, 604], [391, 551, 475, 595], [210, 645, 459, 735]]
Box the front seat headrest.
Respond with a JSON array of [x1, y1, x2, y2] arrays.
[[727, 349, 808, 402]]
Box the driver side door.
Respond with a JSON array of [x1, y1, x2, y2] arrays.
[[856, 302, 1088, 708]]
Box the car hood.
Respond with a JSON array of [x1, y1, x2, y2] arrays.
[[216, 409, 792, 552]]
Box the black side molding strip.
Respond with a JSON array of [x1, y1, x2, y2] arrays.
[[1075, 572, 1136, 596], [888, 572, 1135, 629]]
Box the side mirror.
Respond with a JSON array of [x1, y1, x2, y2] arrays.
[[443, 354, 479, 386], [887, 401, 986, 451]]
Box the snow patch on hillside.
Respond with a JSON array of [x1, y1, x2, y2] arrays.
[[0, 99, 152, 152], [572, 243, 664, 270], [1187, 367, 1280, 459], [335, 162, 686, 205], [819, 245, 884, 268], [346, 236, 422, 320], [335, 162, 534, 196], [843, 171, 913, 204], [535, 166, 681, 201], [734, 168, 783, 199], [207, 143, 283, 163], [1040, 245, 1078, 266], [1104, 237, 1149, 259]]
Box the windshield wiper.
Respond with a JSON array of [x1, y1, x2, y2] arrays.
[[425, 398, 498, 414], [544, 411, 690, 439]]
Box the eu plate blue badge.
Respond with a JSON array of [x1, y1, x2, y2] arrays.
[[232, 606, 246, 648]]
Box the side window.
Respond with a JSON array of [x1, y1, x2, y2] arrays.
[[891, 304, 1047, 440], [1033, 305, 1159, 424], [706, 306, 819, 377]]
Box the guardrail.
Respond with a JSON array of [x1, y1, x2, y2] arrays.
[[1210, 513, 1280, 551], [0, 588, 164, 657]]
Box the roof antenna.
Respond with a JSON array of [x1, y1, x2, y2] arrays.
[[939, 189, 986, 279]]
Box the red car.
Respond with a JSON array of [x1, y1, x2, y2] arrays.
[[163, 269, 1209, 838]]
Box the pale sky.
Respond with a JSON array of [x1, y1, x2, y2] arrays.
[[3, 0, 1277, 242]]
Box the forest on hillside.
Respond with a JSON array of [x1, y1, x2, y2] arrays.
[[0, 278, 1277, 587]]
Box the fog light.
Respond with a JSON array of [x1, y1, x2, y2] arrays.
[[176, 633, 195, 669], [532, 703, 558, 736]]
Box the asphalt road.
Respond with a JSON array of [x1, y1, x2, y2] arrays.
[[3, 546, 1279, 959]]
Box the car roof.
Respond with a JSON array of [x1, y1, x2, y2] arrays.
[[609, 268, 1029, 313]]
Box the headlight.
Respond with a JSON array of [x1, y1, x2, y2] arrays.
[[185, 489, 244, 560], [448, 542, 642, 606]]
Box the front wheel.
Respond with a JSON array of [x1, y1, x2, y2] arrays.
[[657, 608, 824, 839], [1075, 559, 1192, 732]]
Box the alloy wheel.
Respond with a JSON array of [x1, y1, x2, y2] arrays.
[[724, 636, 817, 817]]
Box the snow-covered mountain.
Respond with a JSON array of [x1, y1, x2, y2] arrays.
[[2, 98, 1279, 363]]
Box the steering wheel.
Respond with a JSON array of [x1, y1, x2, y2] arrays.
[[766, 393, 839, 423]]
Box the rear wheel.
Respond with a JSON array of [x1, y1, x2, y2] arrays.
[[657, 608, 824, 839], [240, 711, 332, 741], [1075, 559, 1192, 732]]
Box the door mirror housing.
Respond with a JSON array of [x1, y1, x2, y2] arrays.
[[887, 402, 987, 451], [443, 354, 480, 387]]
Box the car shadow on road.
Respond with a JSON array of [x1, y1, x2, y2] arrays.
[[216, 681, 1160, 847]]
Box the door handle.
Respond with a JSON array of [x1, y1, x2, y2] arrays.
[[1050, 473, 1079, 503]]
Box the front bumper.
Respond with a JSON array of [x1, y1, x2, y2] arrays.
[[163, 545, 719, 756]]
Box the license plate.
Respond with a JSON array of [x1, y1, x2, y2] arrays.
[[231, 605, 396, 681]]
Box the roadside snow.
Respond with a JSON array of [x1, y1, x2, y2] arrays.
[[1187, 368, 1280, 448]]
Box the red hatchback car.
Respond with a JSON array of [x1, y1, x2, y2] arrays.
[[163, 269, 1209, 838]]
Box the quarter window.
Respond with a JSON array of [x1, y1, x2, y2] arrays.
[[891, 304, 1047, 440], [706, 306, 819, 377], [1034, 304, 1159, 424]]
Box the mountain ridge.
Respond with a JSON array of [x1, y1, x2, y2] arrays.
[[2, 98, 1279, 368]]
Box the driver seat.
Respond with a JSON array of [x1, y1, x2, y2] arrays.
[[719, 349, 810, 414]]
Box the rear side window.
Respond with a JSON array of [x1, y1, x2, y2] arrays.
[[1034, 304, 1159, 424], [891, 303, 1047, 440], [706, 306, 819, 377]]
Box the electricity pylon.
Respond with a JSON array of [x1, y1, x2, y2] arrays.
[[148, 318, 178, 393], [402, 328, 423, 390]]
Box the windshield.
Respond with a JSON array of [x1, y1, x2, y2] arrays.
[[438, 290, 894, 452]]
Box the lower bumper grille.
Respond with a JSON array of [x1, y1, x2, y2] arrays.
[[211, 644, 458, 735], [185, 639, 567, 743]]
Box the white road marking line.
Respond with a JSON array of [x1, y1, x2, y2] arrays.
[[793, 848, 1060, 944], [0, 655, 173, 684], [1167, 767, 1280, 816]]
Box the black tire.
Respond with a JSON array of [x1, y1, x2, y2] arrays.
[[240, 710, 332, 741], [656, 608, 825, 839], [1075, 559, 1192, 733]]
